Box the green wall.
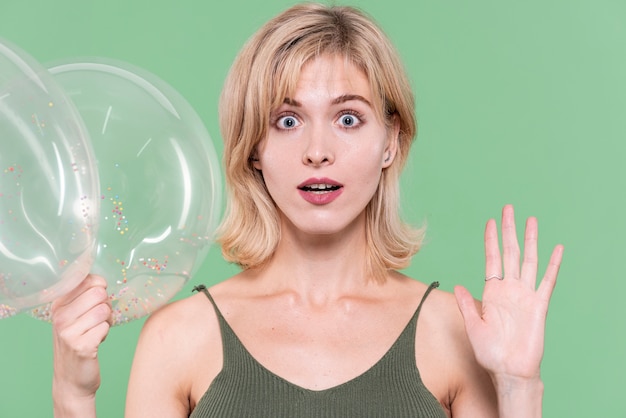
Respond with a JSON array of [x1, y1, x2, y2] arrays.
[[1, 0, 624, 416]]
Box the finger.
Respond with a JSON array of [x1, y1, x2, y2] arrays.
[[56, 301, 112, 347], [454, 285, 482, 332], [53, 275, 107, 309], [501, 204, 521, 279], [83, 321, 112, 351], [537, 244, 564, 304], [52, 284, 110, 331], [484, 218, 502, 281], [520, 216, 539, 288], [55, 307, 112, 359], [77, 309, 112, 352]]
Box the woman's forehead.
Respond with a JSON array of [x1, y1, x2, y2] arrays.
[[293, 56, 369, 95], [271, 54, 380, 110]]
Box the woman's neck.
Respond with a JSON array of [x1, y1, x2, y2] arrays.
[[258, 214, 375, 300]]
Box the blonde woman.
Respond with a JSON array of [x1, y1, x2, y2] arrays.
[[52, 3, 563, 417]]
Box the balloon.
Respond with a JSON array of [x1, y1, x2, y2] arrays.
[[32, 58, 221, 325], [0, 39, 99, 318]]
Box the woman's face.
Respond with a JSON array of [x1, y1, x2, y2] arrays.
[[253, 54, 398, 238]]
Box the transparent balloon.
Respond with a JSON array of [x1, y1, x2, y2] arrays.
[[31, 58, 221, 325], [0, 39, 99, 318]]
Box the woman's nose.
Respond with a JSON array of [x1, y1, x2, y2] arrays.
[[302, 124, 335, 167]]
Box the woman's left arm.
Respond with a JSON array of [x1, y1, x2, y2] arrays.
[[454, 204, 564, 418]]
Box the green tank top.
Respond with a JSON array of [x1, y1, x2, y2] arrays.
[[190, 282, 446, 417]]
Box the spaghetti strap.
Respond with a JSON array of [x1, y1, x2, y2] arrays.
[[192, 284, 223, 318], [414, 281, 439, 323], [192, 284, 211, 298], [420, 282, 439, 308]]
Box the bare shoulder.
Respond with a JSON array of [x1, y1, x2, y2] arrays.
[[418, 284, 477, 363], [389, 274, 473, 359], [125, 283, 225, 416], [407, 279, 497, 415], [147, 285, 216, 325], [137, 285, 220, 354]]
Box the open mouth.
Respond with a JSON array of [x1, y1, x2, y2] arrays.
[[299, 184, 342, 193]]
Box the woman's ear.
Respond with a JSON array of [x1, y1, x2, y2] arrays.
[[251, 149, 262, 170], [382, 116, 400, 168]]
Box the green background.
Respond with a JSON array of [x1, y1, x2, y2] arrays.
[[1, 0, 624, 416]]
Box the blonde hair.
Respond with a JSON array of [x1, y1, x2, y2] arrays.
[[217, 3, 423, 281]]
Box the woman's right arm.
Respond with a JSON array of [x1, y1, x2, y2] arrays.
[[51, 275, 112, 418]]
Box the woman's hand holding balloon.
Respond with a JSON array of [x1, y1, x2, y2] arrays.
[[454, 205, 564, 417], [51, 275, 111, 418]]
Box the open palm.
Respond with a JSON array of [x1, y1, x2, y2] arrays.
[[455, 205, 563, 381]]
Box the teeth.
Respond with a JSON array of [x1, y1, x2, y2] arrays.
[[309, 184, 331, 190], [302, 183, 339, 192]]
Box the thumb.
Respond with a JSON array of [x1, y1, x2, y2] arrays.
[[454, 285, 482, 331]]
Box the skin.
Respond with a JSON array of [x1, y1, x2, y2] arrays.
[[51, 55, 563, 418]]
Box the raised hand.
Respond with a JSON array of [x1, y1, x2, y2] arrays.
[[454, 205, 563, 386], [51, 275, 111, 417]]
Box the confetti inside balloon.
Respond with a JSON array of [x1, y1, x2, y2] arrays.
[[0, 39, 99, 318], [32, 58, 222, 325]]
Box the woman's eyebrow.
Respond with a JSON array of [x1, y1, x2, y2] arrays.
[[283, 97, 300, 106], [331, 94, 371, 106], [282, 94, 372, 107]]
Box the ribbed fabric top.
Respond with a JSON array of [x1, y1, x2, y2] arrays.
[[190, 282, 446, 417]]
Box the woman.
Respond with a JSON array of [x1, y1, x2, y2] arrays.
[[51, 3, 563, 417]]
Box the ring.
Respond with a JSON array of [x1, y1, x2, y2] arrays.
[[485, 274, 504, 281]]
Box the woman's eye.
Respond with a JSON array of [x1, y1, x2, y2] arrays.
[[276, 115, 300, 129], [338, 113, 362, 128]]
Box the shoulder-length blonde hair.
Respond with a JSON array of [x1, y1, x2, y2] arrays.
[[217, 3, 423, 281]]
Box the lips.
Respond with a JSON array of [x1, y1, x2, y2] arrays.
[[297, 177, 344, 205]]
